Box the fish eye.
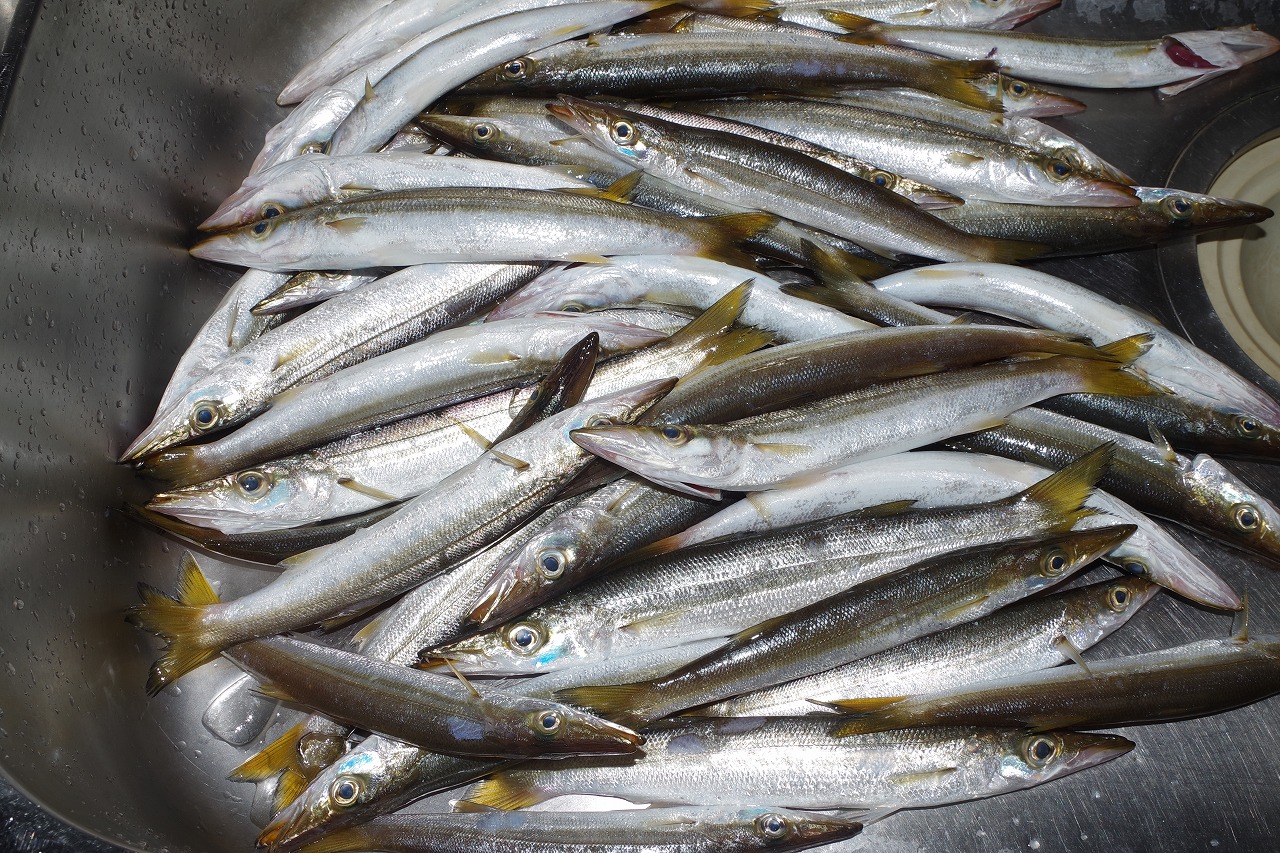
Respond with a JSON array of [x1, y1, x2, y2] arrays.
[[1040, 547, 1069, 576], [1162, 195, 1194, 220], [585, 414, 614, 428], [1022, 734, 1061, 768], [610, 120, 637, 146], [300, 142, 325, 156], [1008, 80, 1028, 97], [1235, 415, 1262, 438], [531, 709, 563, 736], [471, 122, 497, 143], [329, 776, 361, 807], [251, 220, 272, 236], [870, 170, 893, 188], [235, 470, 270, 498], [560, 301, 586, 313], [537, 549, 566, 580], [1120, 558, 1148, 577], [261, 203, 283, 219], [501, 58, 530, 80], [1047, 160, 1073, 180], [1107, 584, 1132, 611], [506, 623, 544, 654], [661, 425, 689, 445], [189, 401, 220, 433], [1234, 503, 1261, 532], [755, 813, 792, 840]]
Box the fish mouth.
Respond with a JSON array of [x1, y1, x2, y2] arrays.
[[1067, 523, 1140, 567], [467, 572, 526, 627], [119, 417, 193, 463], [1194, 197, 1275, 228], [590, 717, 645, 750], [569, 426, 657, 471], [1111, 535, 1242, 612], [999, 0, 1062, 29], [1013, 92, 1087, 119], [199, 183, 257, 231], [189, 233, 247, 265], [548, 95, 613, 136], [1062, 733, 1136, 772]]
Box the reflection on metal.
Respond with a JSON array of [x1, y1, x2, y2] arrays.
[[1198, 132, 1280, 381]]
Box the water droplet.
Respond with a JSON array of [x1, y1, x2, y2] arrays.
[[1029, 840, 1041, 851], [11, 599, 23, 611]]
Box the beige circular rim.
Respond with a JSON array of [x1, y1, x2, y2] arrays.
[[1197, 135, 1280, 382]]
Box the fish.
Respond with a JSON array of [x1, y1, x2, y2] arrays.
[[202, 152, 594, 231], [776, 0, 1060, 31], [222, 636, 642, 758], [137, 315, 661, 487], [550, 96, 1045, 262], [872, 262, 1280, 423], [933, 187, 1273, 256], [949, 406, 1280, 563], [487, 254, 874, 343], [830, 635, 1280, 734], [454, 31, 1005, 109], [571, 341, 1155, 496], [557, 527, 1131, 727], [459, 717, 1133, 820], [292, 808, 864, 853], [681, 96, 1138, 206], [414, 111, 889, 270], [695, 576, 1161, 717], [653, 449, 1241, 611], [121, 262, 544, 461], [426, 447, 1112, 675], [188, 186, 774, 271], [127, 379, 675, 694], [327, 0, 683, 155], [468, 475, 724, 627], [833, 16, 1280, 95]]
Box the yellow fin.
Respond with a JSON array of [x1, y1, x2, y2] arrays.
[[753, 441, 812, 457], [448, 416, 493, 451], [491, 449, 531, 470], [559, 169, 643, 203], [226, 302, 240, 348], [1012, 443, 1114, 527], [278, 542, 329, 568], [274, 769, 310, 813], [251, 682, 296, 703], [1146, 423, 1180, 464], [126, 553, 222, 696], [620, 533, 682, 563], [939, 593, 991, 622], [272, 341, 313, 372], [228, 722, 308, 783], [715, 0, 780, 16], [339, 182, 378, 195], [469, 349, 521, 364], [461, 776, 551, 811], [324, 216, 369, 233], [819, 695, 907, 714], [887, 767, 959, 787], [666, 280, 752, 348], [1097, 333, 1154, 364], [568, 254, 612, 264], [947, 151, 986, 167], [293, 827, 376, 853], [351, 611, 386, 651], [693, 326, 774, 373], [1232, 592, 1251, 642], [728, 611, 791, 645], [553, 683, 653, 727], [928, 59, 1003, 111], [825, 11, 886, 39], [362, 77, 375, 103], [336, 476, 399, 503], [695, 212, 778, 268], [442, 656, 482, 699], [1069, 356, 1165, 399], [619, 608, 690, 636]]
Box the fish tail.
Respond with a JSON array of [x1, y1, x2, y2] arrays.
[[1067, 355, 1166, 400], [1015, 442, 1115, 527], [461, 775, 553, 811], [291, 825, 374, 853], [700, 327, 776, 371], [229, 720, 342, 810], [617, 532, 684, 564], [669, 280, 752, 345], [827, 12, 888, 42], [826, 696, 912, 736], [972, 235, 1051, 264], [554, 683, 656, 728], [126, 553, 222, 696], [136, 446, 219, 487], [714, 0, 781, 17], [695, 212, 779, 268], [927, 59, 1004, 111], [1024, 332, 1126, 362], [1095, 333, 1154, 364]]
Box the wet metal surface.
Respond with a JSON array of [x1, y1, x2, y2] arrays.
[[1, 1, 1279, 851]]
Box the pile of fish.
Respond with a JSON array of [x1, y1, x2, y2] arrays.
[[121, 0, 1280, 850]]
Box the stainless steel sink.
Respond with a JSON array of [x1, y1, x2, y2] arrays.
[[2, 1, 1279, 851]]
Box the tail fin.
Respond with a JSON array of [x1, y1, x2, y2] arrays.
[[826, 11, 887, 41], [713, 0, 780, 16], [695, 327, 775, 373], [1066, 351, 1166, 399], [554, 682, 656, 728], [1011, 442, 1115, 529], [228, 718, 347, 812], [695, 212, 778, 268], [1096, 333, 1154, 365], [973, 234, 1050, 264], [126, 553, 222, 695]]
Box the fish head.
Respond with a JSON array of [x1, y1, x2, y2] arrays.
[[190, 206, 320, 270], [524, 313, 667, 355], [995, 730, 1134, 788], [488, 261, 643, 319], [251, 86, 356, 175], [1186, 454, 1280, 562], [1002, 524, 1137, 593], [1185, 405, 1280, 461], [1060, 577, 1162, 653], [1137, 187, 1273, 231], [946, 0, 1060, 29], [725, 808, 863, 849], [548, 96, 683, 181], [200, 155, 331, 231], [414, 114, 532, 161], [258, 737, 421, 852], [121, 369, 252, 462], [570, 423, 747, 495], [1007, 152, 1138, 207], [468, 524, 586, 627], [498, 696, 643, 756], [425, 611, 593, 675], [145, 459, 334, 534], [995, 75, 1086, 118]]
